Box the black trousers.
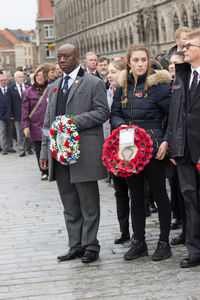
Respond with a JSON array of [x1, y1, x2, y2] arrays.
[[113, 175, 130, 235], [169, 166, 186, 236], [33, 141, 48, 175], [127, 157, 171, 242], [177, 161, 200, 258]]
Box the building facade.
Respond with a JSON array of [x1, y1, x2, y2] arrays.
[[52, 0, 200, 60], [36, 0, 55, 64]]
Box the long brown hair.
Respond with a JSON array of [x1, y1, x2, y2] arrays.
[[121, 44, 151, 107]]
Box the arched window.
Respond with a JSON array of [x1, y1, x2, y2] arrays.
[[129, 26, 133, 44], [192, 6, 199, 28], [105, 34, 109, 52], [124, 27, 128, 48], [119, 29, 123, 49], [174, 13, 179, 33], [161, 17, 166, 42], [114, 31, 118, 50], [101, 34, 105, 53], [110, 32, 113, 51], [183, 10, 188, 27]]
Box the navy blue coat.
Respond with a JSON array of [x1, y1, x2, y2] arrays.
[[0, 89, 8, 121], [110, 70, 172, 155], [6, 83, 23, 121]]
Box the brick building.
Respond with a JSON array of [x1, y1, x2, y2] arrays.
[[36, 0, 55, 64]]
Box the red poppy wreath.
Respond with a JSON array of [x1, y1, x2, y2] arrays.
[[102, 125, 153, 177]]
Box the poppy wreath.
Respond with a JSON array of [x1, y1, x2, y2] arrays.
[[49, 114, 80, 165], [102, 125, 153, 177]]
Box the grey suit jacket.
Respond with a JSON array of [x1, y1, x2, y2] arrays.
[[40, 67, 110, 183]]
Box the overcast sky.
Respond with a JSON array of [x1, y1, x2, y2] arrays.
[[0, 0, 37, 30]]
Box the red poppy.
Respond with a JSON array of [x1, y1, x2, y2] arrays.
[[68, 119, 72, 124], [196, 164, 200, 170], [67, 152, 72, 157], [67, 129, 72, 134], [64, 140, 69, 147], [51, 150, 57, 158], [53, 88, 57, 93], [137, 92, 143, 98], [60, 155, 65, 162], [50, 128, 55, 136], [60, 124, 65, 133], [75, 135, 80, 141]]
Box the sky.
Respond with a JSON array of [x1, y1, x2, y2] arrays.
[[0, 0, 37, 30]]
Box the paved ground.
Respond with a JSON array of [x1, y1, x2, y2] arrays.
[[0, 151, 200, 300]]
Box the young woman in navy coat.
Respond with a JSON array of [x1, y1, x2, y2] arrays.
[[110, 45, 172, 261]]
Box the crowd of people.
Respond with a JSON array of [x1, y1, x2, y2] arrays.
[[1, 25, 200, 268]]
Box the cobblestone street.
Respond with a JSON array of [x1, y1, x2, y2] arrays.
[[0, 152, 200, 300]]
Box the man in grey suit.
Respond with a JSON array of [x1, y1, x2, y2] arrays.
[[40, 44, 109, 263]]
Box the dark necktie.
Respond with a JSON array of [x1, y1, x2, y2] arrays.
[[189, 70, 198, 102], [20, 85, 23, 98], [62, 75, 70, 96], [3, 88, 6, 95]]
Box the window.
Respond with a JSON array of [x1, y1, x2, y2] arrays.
[[45, 44, 55, 59], [6, 55, 10, 65], [44, 25, 54, 39]]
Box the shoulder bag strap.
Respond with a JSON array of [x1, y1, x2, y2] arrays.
[[28, 86, 48, 119]]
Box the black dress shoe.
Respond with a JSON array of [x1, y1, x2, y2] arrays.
[[57, 248, 84, 262], [114, 232, 130, 244], [124, 240, 148, 260], [82, 250, 99, 263], [180, 256, 200, 268], [7, 148, 16, 153], [171, 234, 185, 246], [28, 149, 34, 155], [2, 151, 7, 155], [19, 151, 26, 157]]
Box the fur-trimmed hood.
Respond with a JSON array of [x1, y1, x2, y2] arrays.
[[118, 69, 172, 88]]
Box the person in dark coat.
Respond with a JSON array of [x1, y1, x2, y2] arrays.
[[21, 66, 49, 181], [160, 26, 191, 70], [110, 44, 172, 262], [167, 29, 200, 268], [6, 71, 27, 156], [40, 44, 109, 263], [0, 73, 9, 154]]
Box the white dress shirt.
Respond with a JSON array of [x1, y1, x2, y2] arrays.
[[189, 66, 200, 88], [16, 82, 25, 97], [62, 66, 80, 90]]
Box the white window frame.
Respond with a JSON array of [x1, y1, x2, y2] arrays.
[[44, 25, 54, 39]]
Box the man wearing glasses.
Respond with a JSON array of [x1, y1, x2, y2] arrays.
[[167, 29, 200, 268]]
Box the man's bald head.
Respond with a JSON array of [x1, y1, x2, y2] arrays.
[[57, 44, 80, 74]]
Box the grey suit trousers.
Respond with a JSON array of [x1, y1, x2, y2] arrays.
[[0, 120, 7, 151], [177, 162, 200, 258], [54, 161, 100, 252]]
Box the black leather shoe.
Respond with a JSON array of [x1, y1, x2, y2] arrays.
[[57, 248, 84, 262], [152, 241, 172, 261], [2, 151, 7, 155], [114, 232, 130, 244], [28, 149, 34, 155], [171, 218, 181, 230], [124, 240, 148, 260], [180, 256, 200, 268], [19, 151, 26, 157], [7, 148, 16, 153], [171, 234, 185, 246], [82, 250, 99, 263]]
